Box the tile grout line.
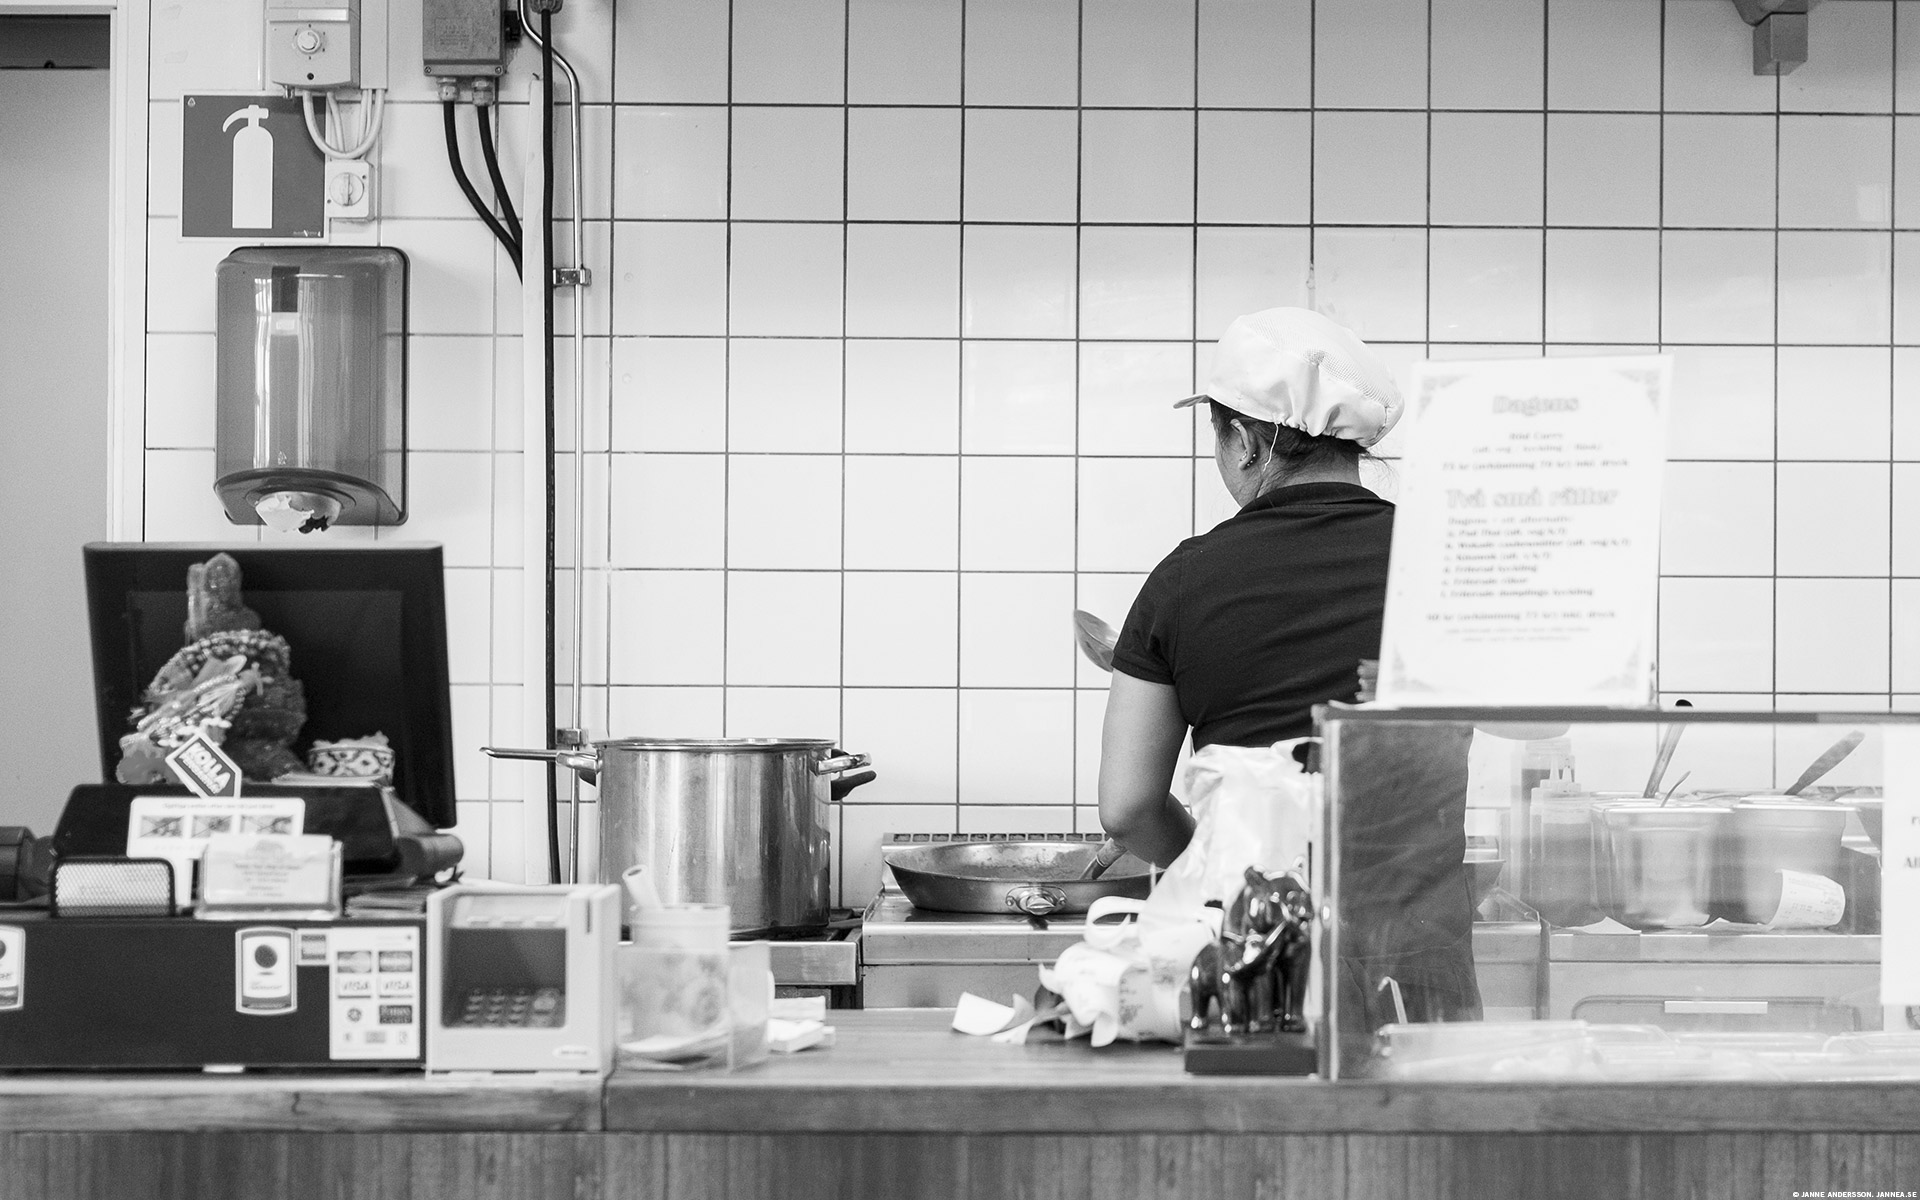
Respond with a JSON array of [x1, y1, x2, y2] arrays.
[[551, 98, 1903, 118], [1069, 0, 1084, 835], [598, 215, 1920, 233], [720, 0, 735, 742], [837, 0, 850, 904], [1426, 0, 1435, 359], [1892, 6, 1901, 715], [954, 0, 968, 839], [1773, 52, 1782, 763], [1537, 0, 1548, 361], [1654, 0, 1667, 708]]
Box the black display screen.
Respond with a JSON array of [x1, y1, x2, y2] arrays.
[[82, 544, 455, 828]]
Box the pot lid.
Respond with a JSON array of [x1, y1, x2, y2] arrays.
[[1732, 797, 1857, 812], [593, 736, 840, 753], [1603, 804, 1733, 826]]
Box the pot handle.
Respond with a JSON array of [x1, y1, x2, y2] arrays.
[[482, 745, 601, 786], [829, 770, 877, 804], [812, 750, 871, 776]]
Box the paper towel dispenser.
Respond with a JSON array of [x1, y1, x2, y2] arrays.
[[214, 246, 407, 533]]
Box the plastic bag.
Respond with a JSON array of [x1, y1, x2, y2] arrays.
[[1146, 738, 1320, 918], [1038, 897, 1216, 1046], [1039, 739, 1322, 1045]]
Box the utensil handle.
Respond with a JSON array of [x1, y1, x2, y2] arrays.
[[1785, 730, 1866, 796], [481, 745, 600, 785], [1642, 723, 1687, 798], [1079, 837, 1127, 881], [813, 751, 872, 776]]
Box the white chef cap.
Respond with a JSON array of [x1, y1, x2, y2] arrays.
[[1174, 307, 1404, 448]]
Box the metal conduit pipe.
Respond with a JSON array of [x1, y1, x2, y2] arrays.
[[520, 0, 589, 883]]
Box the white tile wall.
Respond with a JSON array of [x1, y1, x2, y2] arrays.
[[134, 0, 1920, 895]]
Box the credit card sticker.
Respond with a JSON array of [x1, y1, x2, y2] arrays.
[[329, 926, 419, 1060]]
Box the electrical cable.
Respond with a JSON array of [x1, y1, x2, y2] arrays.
[[441, 99, 522, 278], [300, 87, 385, 160], [475, 103, 523, 251]]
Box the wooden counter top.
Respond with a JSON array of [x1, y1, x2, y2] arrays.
[[0, 1072, 602, 1132], [5, 1011, 1920, 1140], [605, 1009, 1920, 1136], [6, 1017, 1920, 1200]]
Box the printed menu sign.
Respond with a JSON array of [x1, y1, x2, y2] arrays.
[[125, 795, 307, 907], [1377, 356, 1670, 707], [1881, 728, 1920, 1005]]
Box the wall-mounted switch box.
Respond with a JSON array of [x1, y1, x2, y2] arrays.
[[325, 159, 373, 221], [268, 0, 360, 90], [423, 0, 506, 78]]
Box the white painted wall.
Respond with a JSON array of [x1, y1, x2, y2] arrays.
[[0, 68, 112, 835]]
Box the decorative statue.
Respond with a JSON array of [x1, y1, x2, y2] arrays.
[[116, 554, 308, 785], [183, 553, 262, 643], [1188, 867, 1315, 1038]]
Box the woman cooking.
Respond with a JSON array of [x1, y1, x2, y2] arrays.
[[1097, 306, 1481, 1037]]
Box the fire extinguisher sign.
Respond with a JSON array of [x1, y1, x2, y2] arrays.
[[181, 95, 326, 239]]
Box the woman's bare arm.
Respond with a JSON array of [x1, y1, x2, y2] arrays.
[[1097, 671, 1195, 867]]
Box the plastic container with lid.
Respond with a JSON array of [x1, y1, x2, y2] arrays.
[[619, 902, 732, 1069], [1600, 803, 1727, 929], [1719, 799, 1853, 925]]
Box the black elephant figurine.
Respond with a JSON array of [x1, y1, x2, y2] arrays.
[[1188, 867, 1315, 1037]]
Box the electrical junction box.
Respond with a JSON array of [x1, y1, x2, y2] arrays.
[[267, 0, 361, 90], [423, 0, 507, 77]]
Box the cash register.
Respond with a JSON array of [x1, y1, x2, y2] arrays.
[[0, 543, 462, 1070]]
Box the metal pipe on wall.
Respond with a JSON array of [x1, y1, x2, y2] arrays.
[[520, 0, 590, 883]]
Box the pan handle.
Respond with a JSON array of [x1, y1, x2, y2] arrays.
[[482, 745, 601, 786], [813, 750, 871, 776], [1006, 884, 1068, 918]]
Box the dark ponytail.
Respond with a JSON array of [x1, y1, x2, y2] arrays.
[[1207, 400, 1362, 473]]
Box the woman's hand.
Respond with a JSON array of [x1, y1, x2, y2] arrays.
[[1356, 658, 1378, 703], [1097, 672, 1195, 867]]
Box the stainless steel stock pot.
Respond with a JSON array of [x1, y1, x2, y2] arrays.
[[484, 738, 874, 934]]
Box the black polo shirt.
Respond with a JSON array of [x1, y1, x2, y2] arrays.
[[1110, 480, 1394, 748]]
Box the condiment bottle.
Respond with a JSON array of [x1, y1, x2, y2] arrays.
[[1525, 783, 1602, 928], [1512, 737, 1575, 899]]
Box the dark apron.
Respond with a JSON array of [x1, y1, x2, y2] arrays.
[[1329, 721, 1482, 1061]]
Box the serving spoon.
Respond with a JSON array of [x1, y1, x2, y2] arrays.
[[1069, 610, 1127, 879], [1072, 609, 1118, 673], [1784, 730, 1866, 796]]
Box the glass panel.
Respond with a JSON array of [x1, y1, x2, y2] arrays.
[[1320, 705, 1907, 1081]]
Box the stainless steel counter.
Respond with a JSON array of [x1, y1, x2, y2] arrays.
[[859, 890, 1074, 1007], [1544, 924, 1883, 1029]]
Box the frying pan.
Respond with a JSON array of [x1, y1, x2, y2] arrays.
[[886, 839, 1154, 917]]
